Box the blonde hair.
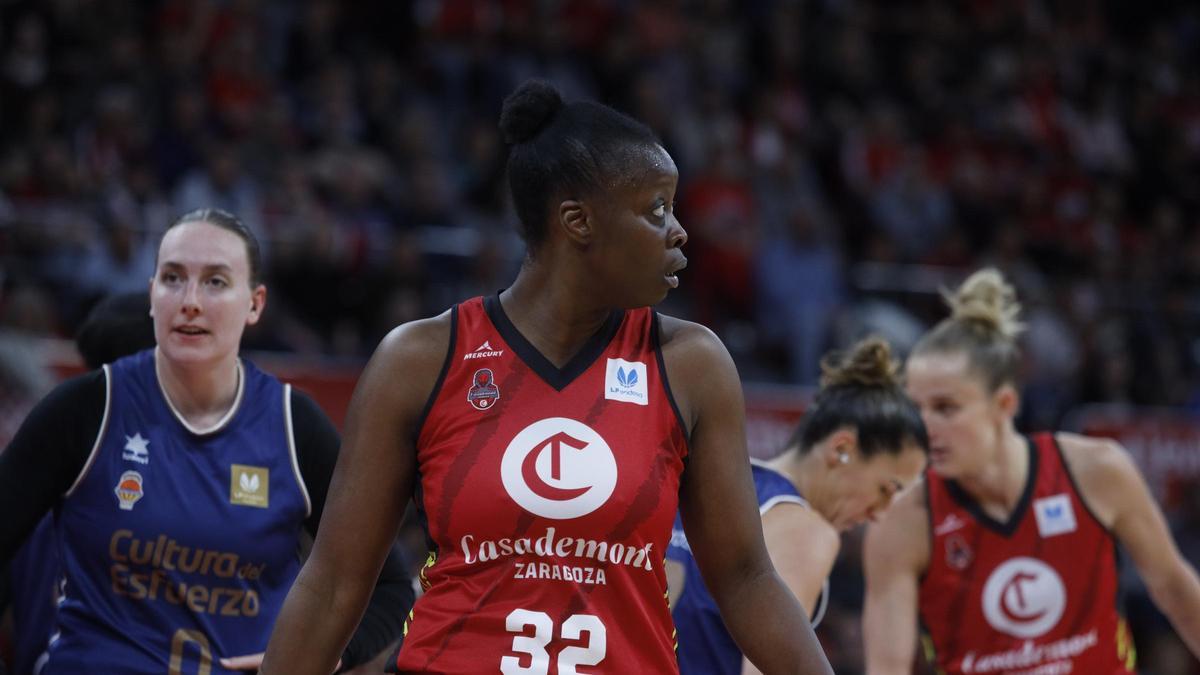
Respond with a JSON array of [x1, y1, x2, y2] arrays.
[[913, 267, 1024, 391]]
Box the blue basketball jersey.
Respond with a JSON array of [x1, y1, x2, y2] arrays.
[[45, 349, 310, 674], [668, 461, 828, 675]]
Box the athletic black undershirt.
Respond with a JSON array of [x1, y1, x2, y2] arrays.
[[0, 369, 411, 669]]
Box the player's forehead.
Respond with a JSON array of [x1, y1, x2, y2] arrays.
[[157, 221, 250, 274], [622, 144, 676, 181], [607, 144, 677, 195], [907, 352, 976, 385]]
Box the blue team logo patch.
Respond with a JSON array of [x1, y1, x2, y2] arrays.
[[1033, 494, 1077, 538], [468, 368, 500, 411], [605, 358, 648, 406]]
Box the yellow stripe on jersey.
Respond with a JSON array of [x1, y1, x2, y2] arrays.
[[418, 550, 437, 591], [1116, 618, 1137, 671]]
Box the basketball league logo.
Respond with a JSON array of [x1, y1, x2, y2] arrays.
[[981, 557, 1066, 638], [468, 368, 500, 410], [500, 417, 618, 519], [945, 534, 973, 571]]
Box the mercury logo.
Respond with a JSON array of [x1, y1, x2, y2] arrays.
[[981, 557, 1066, 638], [464, 340, 504, 360], [500, 418, 617, 519]]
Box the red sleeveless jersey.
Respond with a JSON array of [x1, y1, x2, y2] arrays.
[[919, 433, 1136, 675], [395, 296, 689, 674]]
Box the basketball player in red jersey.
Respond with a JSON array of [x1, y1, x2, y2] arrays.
[[260, 80, 834, 675], [863, 268, 1200, 674]]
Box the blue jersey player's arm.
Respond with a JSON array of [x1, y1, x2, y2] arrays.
[[0, 371, 105, 564]]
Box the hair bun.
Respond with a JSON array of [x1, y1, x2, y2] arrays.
[[819, 336, 900, 390], [499, 79, 565, 145], [944, 267, 1024, 340]]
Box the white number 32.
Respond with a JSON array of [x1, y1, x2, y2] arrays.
[[501, 608, 606, 675]]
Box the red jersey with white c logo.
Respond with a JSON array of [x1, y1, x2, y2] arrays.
[[396, 295, 689, 674], [919, 433, 1136, 675]]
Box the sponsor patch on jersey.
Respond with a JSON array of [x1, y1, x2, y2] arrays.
[[122, 432, 151, 464], [463, 340, 504, 360], [604, 358, 648, 406], [467, 368, 500, 410], [230, 465, 269, 508], [114, 470, 145, 511], [1034, 494, 1077, 538]]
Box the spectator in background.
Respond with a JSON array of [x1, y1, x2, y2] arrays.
[[755, 206, 844, 385], [174, 140, 265, 249]]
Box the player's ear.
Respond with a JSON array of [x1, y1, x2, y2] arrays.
[[246, 285, 267, 326], [993, 383, 1019, 419], [825, 428, 859, 467], [560, 199, 593, 246]]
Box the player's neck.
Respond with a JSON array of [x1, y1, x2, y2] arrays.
[[155, 348, 242, 428], [958, 430, 1028, 515], [502, 268, 616, 369], [773, 448, 828, 515]]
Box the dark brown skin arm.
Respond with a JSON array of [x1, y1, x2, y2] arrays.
[[259, 314, 450, 675], [664, 317, 834, 675]]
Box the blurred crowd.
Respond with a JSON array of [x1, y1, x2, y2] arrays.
[[2, 0, 1200, 672]]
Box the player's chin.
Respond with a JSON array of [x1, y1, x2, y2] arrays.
[[619, 286, 670, 309], [648, 277, 677, 304], [161, 340, 223, 365]]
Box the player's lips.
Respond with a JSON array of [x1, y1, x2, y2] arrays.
[[665, 257, 688, 288], [174, 325, 210, 336]]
